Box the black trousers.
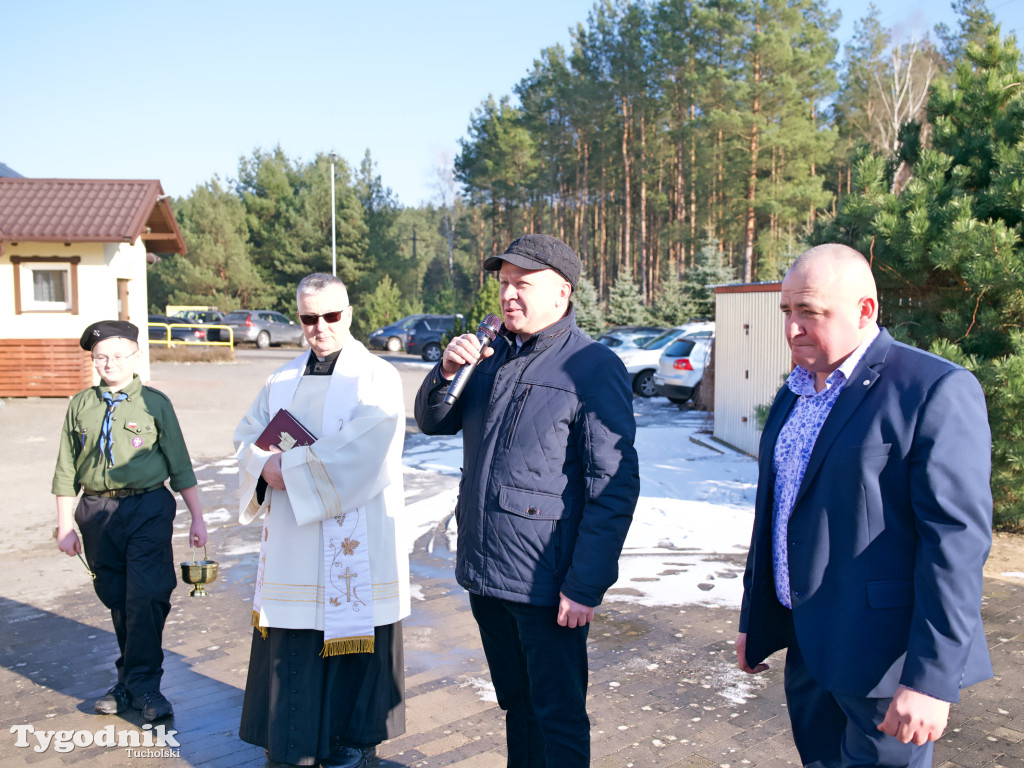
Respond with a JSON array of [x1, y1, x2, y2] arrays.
[[469, 593, 590, 768], [75, 488, 177, 698], [784, 623, 935, 768], [239, 623, 405, 766]]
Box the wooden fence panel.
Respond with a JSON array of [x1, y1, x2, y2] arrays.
[[0, 339, 92, 397]]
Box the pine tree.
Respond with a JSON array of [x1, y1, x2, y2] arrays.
[[150, 179, 275, 312], [650, 268, 693, 326], [455, 96, 539, 253], [235, 148, 367, 312], [684, 237, 737, 319], [355, 275, 404, 341], [936, 0, 998, 63], [425, 282, 458, 315], [357, 150, 409, 300], [572, 276, 605, 338], [816, 27, 1024, 529], [421, 255, 473, 315], [718, 0, 839, 282], [467, 274, 502, 333], [606, 272, 649, 326]]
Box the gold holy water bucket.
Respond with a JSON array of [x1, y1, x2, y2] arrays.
[[180, 545, 218, 597]]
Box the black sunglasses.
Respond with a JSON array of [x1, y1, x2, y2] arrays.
[[299, 309, 346, 326]]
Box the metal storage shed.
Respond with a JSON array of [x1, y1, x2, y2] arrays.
[[712, 282, 792, 457]]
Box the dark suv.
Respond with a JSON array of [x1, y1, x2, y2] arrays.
[[405, 314, 464, 362], [367, 314, 424, 352]]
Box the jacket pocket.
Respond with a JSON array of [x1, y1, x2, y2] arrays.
[[866, 579, 913, 609], [504, 386, 532, 450], [122, 418, 157, 449], [496, 486, 575, 584], [455, 469, 465, 527], [498, 486, 572, 520], [74, 420, 89, 448]]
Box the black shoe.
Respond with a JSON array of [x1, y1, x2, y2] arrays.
[[321, 744, 378, 768], [94, 683, 130, 714], [132, 691, 173, 722]]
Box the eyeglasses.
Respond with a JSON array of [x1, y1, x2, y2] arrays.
[[92, 352, 137, 366], [298, 309, 347, 326]]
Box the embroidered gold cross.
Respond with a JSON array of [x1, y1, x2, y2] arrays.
[[338, 567, 357, 602]]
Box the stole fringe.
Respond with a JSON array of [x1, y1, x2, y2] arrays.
[[252, 611, 268, 640], [249, 612, 372, 652], [320, 636, 375, 657]]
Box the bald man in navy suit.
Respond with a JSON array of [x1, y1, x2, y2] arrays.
[[736, 244, 993, 767]]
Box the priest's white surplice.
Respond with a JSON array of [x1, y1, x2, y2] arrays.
[[234, 341, 410, 653]]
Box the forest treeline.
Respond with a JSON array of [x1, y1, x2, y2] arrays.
[[150, 0, 1007, 327], [148, 0, 1023, 527]]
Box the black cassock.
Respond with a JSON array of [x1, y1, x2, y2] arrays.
[[239, 623, 404, 766]]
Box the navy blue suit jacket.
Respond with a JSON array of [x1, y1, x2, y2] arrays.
[[739, 329, 993, 702]]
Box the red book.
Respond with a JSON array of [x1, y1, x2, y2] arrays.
[[255, 409, 317, 452]]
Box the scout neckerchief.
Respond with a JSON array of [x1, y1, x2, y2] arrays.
[[100, 392, 128, 466], [253, 346, 375, 656]]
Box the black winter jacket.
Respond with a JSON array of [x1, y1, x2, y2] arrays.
[[414, 309, 639, 607]]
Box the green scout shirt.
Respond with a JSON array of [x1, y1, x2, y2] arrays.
[[51, 374, 198, 496]]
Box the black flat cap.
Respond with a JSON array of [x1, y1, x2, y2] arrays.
[[80, 320, 139, 351], [483, 234, 581, 289]]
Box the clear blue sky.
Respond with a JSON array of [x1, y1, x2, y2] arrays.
[[5, 0, 1021, 207]]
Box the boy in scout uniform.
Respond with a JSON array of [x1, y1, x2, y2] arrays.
[[52, 320, 207, 722]]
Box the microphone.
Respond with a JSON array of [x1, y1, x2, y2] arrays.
[[444, 314, 502, 405]]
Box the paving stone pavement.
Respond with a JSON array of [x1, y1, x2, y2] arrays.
[[1, 358, 1022, 767]]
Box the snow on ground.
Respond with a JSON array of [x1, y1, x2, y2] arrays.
[[403, 434, 463, 479], [402, 397, 758, 609], [207, 398, 759, 609], [460, 677, 498, 703]]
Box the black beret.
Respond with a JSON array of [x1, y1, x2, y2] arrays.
[[79, 320, 140, 351]]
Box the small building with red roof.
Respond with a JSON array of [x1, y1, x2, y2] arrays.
[[0, 178, 187, 396]]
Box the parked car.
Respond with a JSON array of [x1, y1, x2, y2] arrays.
[[172, 309, 225, 325], [652, 335, 713, 404], [148, 314, 207, 345], [405, 314, 464, 362], [614, 322, 715, 397], [367, 314, 425, 352], [595, 325, 668, 350], [218, 310, 307, 348], [606, 323, 712, 399]]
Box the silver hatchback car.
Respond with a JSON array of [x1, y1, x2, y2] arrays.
[[653, 336, 713, 404], [218, 310, 307, 348]]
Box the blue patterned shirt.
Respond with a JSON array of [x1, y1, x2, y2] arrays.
[[772, 325, 880, 608]]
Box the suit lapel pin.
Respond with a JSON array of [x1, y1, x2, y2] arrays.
[[863, 380, 870, 386]]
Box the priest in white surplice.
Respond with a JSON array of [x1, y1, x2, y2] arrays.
[[234, 273, 410, 768]]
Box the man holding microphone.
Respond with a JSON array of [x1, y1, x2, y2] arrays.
[[416, 234, 639, 767]]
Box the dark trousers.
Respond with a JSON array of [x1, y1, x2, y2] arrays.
[[75, 488, 177, 698], [239, 624, 405, 766], [784, 627, 935, 768], [469, 592, 590, 768]]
